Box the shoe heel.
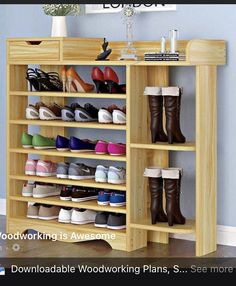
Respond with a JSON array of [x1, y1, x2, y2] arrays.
[[67, 76, 73, 93], [106, 80, 115, 93], [93, 80, 102, 93], [167, 214, 174, 226], [168, 133, 174, 144], [62, 77, 67, 92]]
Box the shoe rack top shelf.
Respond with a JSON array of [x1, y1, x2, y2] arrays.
[[130, 142, 196, 152], [10, 91, 126, 99], [7, 38, 226, 66], [10, 195, 127, 214], [10, 120, 126, 130], [10, 175, 127, 191], [131, 219, 195, 234], [10, 148, 127, 162]]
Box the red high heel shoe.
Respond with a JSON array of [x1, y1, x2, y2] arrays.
[[104, 67, 126, 94], [91, 67, 108, 93], [66, 67, 94, 93]]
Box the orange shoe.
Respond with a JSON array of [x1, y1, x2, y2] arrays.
[[61, 66, 67, 92], [66, 67, 94, 93]]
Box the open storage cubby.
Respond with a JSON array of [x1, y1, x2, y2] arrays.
[[7, 37, 226, 255]]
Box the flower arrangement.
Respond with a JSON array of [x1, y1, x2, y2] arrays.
[[42, 4, 81, 16]]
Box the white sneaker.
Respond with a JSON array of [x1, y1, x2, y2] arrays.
[[108, 167, 126, 184], [95, 165, 109, 183], [22, 181, 35, 197], [98, 108, 112, 123], [58, 208, 73, 224], [71, 209, 97, 225], [112, 110, 126, 124]]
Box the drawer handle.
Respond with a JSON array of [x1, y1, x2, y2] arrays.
[[26, 41, 42, 46]]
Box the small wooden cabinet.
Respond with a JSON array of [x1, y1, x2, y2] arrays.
[[6, 37, 226, 256]]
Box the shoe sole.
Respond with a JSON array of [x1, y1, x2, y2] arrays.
[[71, 196, 98, 202], [71, 220, 94, 225], [94, 224, 107, 228], [107, 225, 126, 230], [97, 201, 109, 206], [57, 174, 68, 179], [60, 197, 71, 201], [25, 171, 36, 176], [34, 146, 56, 150], [36, 172, 56, 177], [32, 192, 60, 198], [38, 216, 59, 220], [70, 150, 94, 153], [69, 175, 95, 180], [39, 108, 61, 120], [95, 152, 108, 155], [109, 153, 126, 156], [95, 178, 107, 183], [56, 148, 70, 151], [27, 215, 38, 219], [58, 219, 71, 224], [22, 193, 33, 197], [110, 202, 126, 207], [108, 179, 126, 184], [22, 145, 33, 149]]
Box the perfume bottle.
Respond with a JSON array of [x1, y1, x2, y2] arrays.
[[169, 29, 179, 53]]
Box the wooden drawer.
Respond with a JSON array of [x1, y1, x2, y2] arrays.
[[8, 40, 60, 61]]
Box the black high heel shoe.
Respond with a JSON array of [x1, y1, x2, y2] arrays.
[[104, 67, 126, 94], [91, 67, 108, 93], [26, 68, 40, 91]]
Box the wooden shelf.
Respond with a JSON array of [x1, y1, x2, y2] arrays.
[[10, 175, 127, 191], [10, 195, 127, 214], [131, 219, 195, 234], [10, 120, 126, 130], [10, 148, 127, 162], [130, 142, 196, 152], [135, 61, 192, 66], [11, 217, 126, 237], [10, 91, 126, 99], [8, 60, 130, 66]]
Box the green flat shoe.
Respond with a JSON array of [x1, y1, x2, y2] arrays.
[[21, 132, 33, 148], [32, 134, 56, 150]]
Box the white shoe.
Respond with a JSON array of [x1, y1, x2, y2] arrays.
[[108, 166, 126, 184], [58, 208, 73, 224], [112, 110, 126, 124], [71, 209, 97, 224], [98, 109, 112, 124], [95, 165, 109, 183], [22, 181, 35, 197]]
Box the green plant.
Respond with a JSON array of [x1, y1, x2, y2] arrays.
[[42, 4, 81, 16]]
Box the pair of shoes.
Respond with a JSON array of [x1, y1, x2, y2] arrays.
[[26, 68, 63, 92], [25, 159, 57, 177], [95, 212, 126, 229], [144, 86, 186, 144], [98, 105, 126, 124], [56, 135, 97, 152], [60, 186, 98, 202], [27, 204, 60, 220], [95, 166, 126, 184], [97, 191, 126, 207], [62, 103, 98, 122], [91, 67, 126, 94], [61, 66, 94, 93], [57, 162, 96, 180], [95, 141, 126, 156], [22, 182, 61, 198], [59, 208, 97, 224], [21, 133, 56, 149], [144, 167, 185, 226], [26, 102, 62, 120]]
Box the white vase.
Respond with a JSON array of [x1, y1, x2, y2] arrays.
[[51, 16, 68, 37]]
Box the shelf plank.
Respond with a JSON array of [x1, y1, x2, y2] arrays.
[[135, 61, 192, 66], [8, 60, 130, 66], [10, 175, 126, 191], [10, 148, 127, 162], [11, 217, 126, 237], [10, 195, 126, 214], [10, 120, 127, 130], [10, 91, 126, 99], [130, 219, 195, 234], [130, 142, 196, 151]]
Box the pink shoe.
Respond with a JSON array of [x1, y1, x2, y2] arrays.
[[36, 160, 57, 177], [25, 159, 38, 175], [95, 140, 108, 154], [107, 143, 126, 156]]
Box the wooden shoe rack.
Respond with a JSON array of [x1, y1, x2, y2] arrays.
[[6, 37, 226, 256]]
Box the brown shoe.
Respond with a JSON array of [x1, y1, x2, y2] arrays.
[[39, 103, 62, 120], [26, 102, 47, 120], [27, 203, 40, 219], [38, 205, 60, 220]]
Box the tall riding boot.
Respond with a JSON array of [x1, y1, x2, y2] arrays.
[[144, 87, 168, 143], [144, 167, 167, 224], [162, 168, 186, 226], [162, 87, 186, 144]]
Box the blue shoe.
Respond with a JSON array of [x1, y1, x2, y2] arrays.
[[97, 190, 111, 205], [56, 135, 70, 151], [109, 191, 126, 207], [69, 136, 96, 152]]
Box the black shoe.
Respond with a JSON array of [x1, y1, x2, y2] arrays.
[[75, 103, 98, 122]]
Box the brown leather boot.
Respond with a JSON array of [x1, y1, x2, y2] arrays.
[[144, 87, 168, 143], [144, 167, 167, 224], [162, 87, 186, 144], [162, 168, 185, 226]]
